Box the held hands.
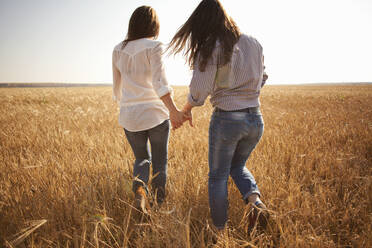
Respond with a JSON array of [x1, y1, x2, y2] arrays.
[[160, 93, 193, 130], [170, 108, 193, 130], [182, 108, 193, 128]]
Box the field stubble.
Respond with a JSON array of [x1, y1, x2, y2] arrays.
[[0, 85, 371, 247]]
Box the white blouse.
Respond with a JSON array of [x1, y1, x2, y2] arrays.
[[112, 38, 172, 132]]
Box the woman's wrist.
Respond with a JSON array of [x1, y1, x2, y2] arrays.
[[182, 102, 193, 112], [169, 106, 179, 115]]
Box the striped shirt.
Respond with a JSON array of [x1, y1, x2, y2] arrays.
[[188, 34, 267, 111]]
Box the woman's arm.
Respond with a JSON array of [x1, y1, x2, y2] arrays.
[[160, 93, 185, 129], [182, 102, 194, 127], [150, 43, 173, 98], [187, 62, 216, 107], [149, 43, 185, 129], [180, 57, 217, 128], [112, 49, 122, 101]]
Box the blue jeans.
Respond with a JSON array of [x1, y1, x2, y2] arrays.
[[208, 110, 264, 229], [124, 120, 170, 204]]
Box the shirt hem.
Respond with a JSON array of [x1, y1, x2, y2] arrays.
[[120, 99, 163, 107], [119, 117, 169, 132]]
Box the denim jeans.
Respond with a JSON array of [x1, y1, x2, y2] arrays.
[[124, 120, 170, 204], [208, 110, 264, 229]]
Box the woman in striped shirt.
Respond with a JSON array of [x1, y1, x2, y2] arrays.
[[168, 0, 269, 233]]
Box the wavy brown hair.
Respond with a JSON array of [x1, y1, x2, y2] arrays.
[[122, 6, 160, 49], [168, 0, 241, 71]]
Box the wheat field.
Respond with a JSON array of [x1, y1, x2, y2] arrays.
[[0, 85, 371, 248]]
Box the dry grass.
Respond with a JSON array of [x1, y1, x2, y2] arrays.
[[0, 85, 371, 247]]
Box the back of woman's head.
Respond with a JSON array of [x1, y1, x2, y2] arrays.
[[122, 6, 160, 48], [168, 0, 240, 71]]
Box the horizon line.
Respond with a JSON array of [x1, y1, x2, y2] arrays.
[[0, 81, 371, 88]]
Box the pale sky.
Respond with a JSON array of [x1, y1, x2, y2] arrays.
[[0, 0, 371, 85]]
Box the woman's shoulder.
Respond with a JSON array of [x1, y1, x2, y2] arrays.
[[239, 34, 263, 50], [240, 34, 259, 43], [113, 38, 162, 48], [113, 39, 164, 55], [113, 42, 124, 51], [140, 38, 163, 49]]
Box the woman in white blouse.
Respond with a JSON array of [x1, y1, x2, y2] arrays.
[[112, 6, 184, 214]]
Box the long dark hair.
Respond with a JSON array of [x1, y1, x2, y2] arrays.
[[122, 6, 160, 49], [168, 0, 241, 71]]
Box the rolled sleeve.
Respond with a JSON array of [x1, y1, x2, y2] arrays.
[[150, 43, 173, 98], [156, 84, 173, 98], [187, 92, 202, 106], [261, 55, 268, 88], [261, 71, 268, 87], [188, 63, 216, 106]]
